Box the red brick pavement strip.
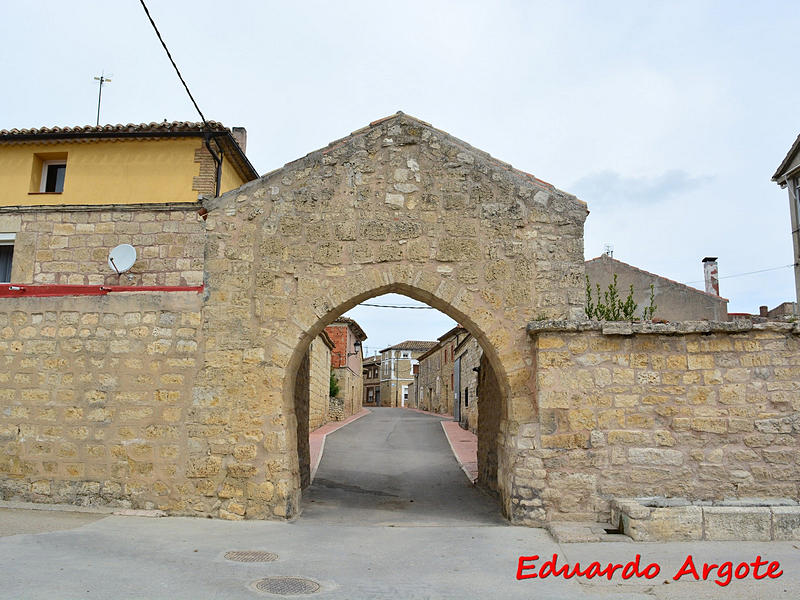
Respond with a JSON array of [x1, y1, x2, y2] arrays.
[[309, 408, 370, 482], [441, 421, 479, 484]]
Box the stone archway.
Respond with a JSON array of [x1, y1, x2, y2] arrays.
[[192, 113, 587, 522], [288, 284, 508, 506]]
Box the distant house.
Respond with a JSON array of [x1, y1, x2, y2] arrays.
[[584, 254, 728, 321], [324, 317, 367, 420], [415, 325, 481, 431], [379, 341, 436, 407], [772, 135, 800, 308], [362, 355, 381, 406], [416, 326, 468, 415]]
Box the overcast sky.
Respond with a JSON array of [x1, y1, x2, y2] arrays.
[[2, 1, 797, 346]]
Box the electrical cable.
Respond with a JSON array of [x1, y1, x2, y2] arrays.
[[359, 303, 435, 309], [138, 0, 207, 126], [684, 263, 795, 284]]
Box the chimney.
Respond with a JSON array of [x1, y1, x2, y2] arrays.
[[702, 257, 719, 296], [231, 127, 247, 153], [759, 305, 769, 317]]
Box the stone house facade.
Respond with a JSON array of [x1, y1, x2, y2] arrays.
[[379, 340, 436, 408], [585, 254, 728, 322], [453, 333, 481, 433], [362, 355, 381, 406], [0, 112, 797, 529], [416, 326, 469, 415], [324, 317, 366, 420]]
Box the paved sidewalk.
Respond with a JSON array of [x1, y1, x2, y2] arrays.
[[440, 421, 478, 483]]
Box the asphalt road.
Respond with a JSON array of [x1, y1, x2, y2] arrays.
[[1, 407, 798, 599], [302, 407, 503, 526]]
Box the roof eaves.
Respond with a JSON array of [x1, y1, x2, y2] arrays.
[[773, 134, 800, 182]]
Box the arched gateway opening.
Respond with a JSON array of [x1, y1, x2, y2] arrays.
[[193, 113, 587, 523], [289, 287, 505, 520]]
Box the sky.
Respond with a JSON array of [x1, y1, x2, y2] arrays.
[[2, 1, 798, 346]]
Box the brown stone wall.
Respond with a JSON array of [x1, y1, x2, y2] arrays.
[[0, 204, 204, 286], [308, 336, 332, 431], [195, 113, 588, 520], [417, 347, 442, 412], [294, 352, 310, 489], [455, 336, 482, 433], [0, 291, 202, 510], [526, 321, 800, 524], [477, 353, 502, 497], [331, 366, 362, 420]]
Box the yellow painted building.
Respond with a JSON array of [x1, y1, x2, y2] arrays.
[[0, 121, 258, 207], [0, 121, 258, 283]]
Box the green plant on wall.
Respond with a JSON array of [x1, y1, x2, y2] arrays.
[[329, 370, 340, 398], [586, 275, 656, 321], [642, 283, 657, 320]]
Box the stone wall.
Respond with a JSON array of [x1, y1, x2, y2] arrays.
[[524, 320, 800, 524], [0, 204, 204, 286], [477, 354, 502, 497], [331, 366, 362, 420], [0, 291, 202, 510], [308, 336, 333, 431], [195, 113, 587, 519], [455, 335, 481, 433]]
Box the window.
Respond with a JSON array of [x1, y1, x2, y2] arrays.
[[464, 387, 469, 407], [400, 351, 411, 359], [0, 233, 14, 283], [40, 160, 67, 193]]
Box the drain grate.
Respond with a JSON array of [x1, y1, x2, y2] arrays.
[[225, 550, 278, 563], [254, 576, 321, 595]]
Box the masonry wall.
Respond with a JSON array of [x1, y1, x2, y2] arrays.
[[455, 336, 481, 433], [0, 204, 204, 286], [331, 366, 362, 420], [308, 337, 332, 431], [0, 292, 202, 510], [477, 353, 501, 495], [524, 321, 800, 524]]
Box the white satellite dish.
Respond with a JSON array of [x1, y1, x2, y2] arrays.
[[108, 244, 137, 274]]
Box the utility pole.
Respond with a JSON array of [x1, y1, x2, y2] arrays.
[[94, 73, 112, 126]]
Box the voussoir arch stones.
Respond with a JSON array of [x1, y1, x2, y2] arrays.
[[192, 112, 588, 522]]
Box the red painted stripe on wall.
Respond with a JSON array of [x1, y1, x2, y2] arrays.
[[0, 284, 204, 298]]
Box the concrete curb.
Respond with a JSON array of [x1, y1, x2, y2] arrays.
[[440, 421, 478, 484], [0, 500, 165, 518], [309, 408, 370, 482]]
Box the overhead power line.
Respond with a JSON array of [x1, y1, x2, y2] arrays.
[[359, 303, 436, 309], [138, 0, 207, 125], [685, 263, 795, 285]]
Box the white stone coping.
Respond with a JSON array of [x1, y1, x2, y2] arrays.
[[0, 499, 165, 517], [611, 497, 800, 541], [527, 319, 800, 336]]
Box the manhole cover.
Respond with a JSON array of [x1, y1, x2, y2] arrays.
[[225, 550, 278, 563], [254, 576, 321, 595]]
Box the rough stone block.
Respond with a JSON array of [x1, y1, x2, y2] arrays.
[[772, 506, 800, 540], [703, 506, 771, 541]]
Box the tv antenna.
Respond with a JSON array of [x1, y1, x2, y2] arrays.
[[94, 72, 112, 125], [603, 243, 614, 258]]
